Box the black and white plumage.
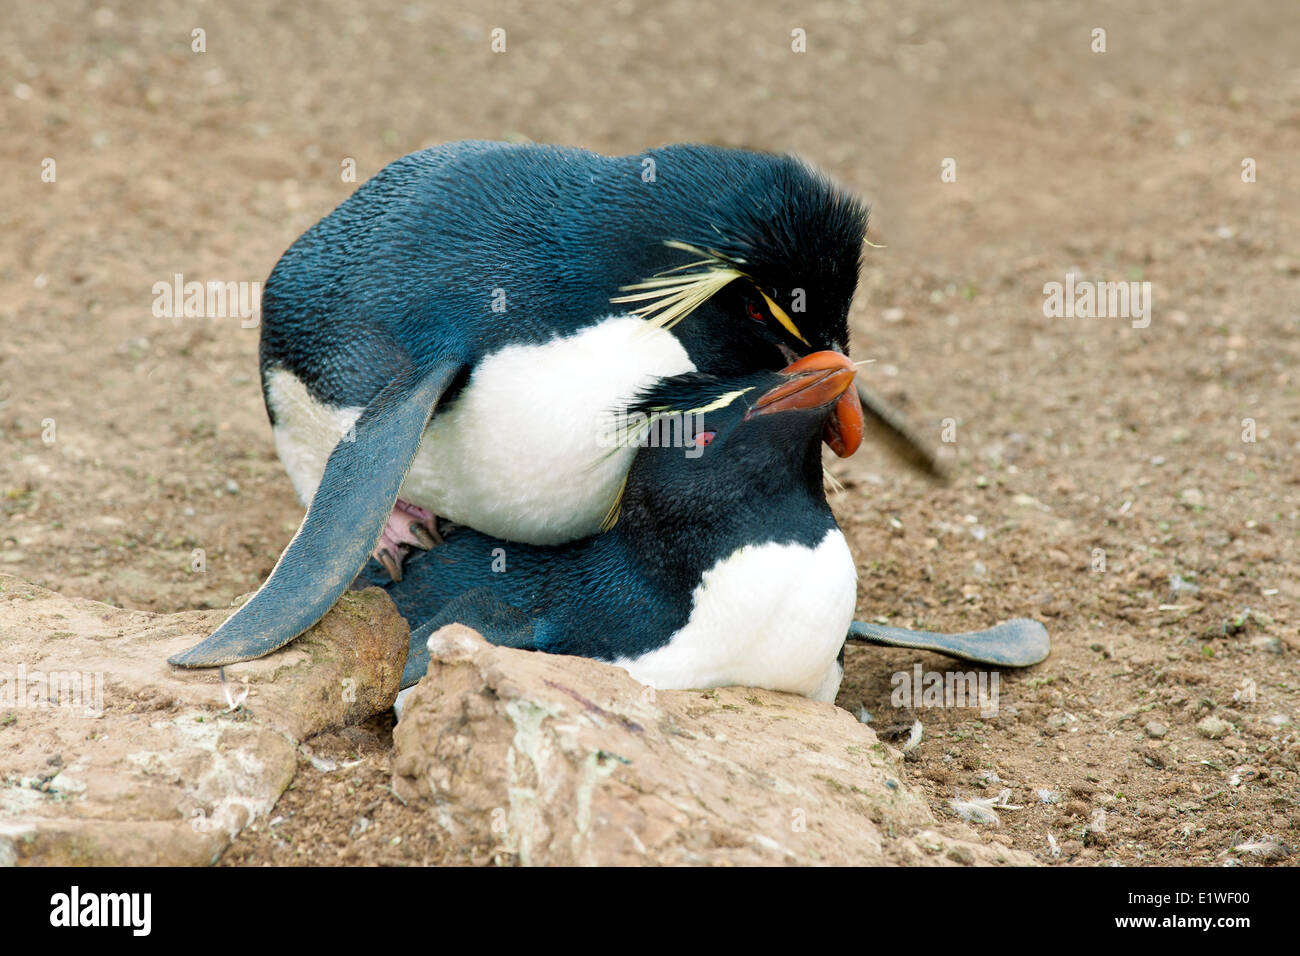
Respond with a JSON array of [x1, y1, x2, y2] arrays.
[[358, 354, 864, 706], [172, 141, 872, 668], [355, 354, 1050, 711]]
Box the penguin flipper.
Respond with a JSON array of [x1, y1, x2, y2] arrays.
[[846, 617, 1049, 668], [169, 358, 464, 668], [401, 587, 537, 688]]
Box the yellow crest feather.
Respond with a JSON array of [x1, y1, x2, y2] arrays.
[[611, 241, 744, 331], [613, 240, 810, 346]]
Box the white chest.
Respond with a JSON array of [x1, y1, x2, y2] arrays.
[[266, 316, 696, 545], [615, 529, 858, 703], [265, 369, 364, 508], [403, 316, 695, 543]]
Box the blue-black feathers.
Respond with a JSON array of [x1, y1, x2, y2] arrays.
[[359, 368, 839, 664], [259, 141, 869, 413]]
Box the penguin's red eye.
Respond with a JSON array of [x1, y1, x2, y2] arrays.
[[694, 431, 716, 447], [745, 301, 765, 323]]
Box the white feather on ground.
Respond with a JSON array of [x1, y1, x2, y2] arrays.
[[949, 788, 1022, 826]]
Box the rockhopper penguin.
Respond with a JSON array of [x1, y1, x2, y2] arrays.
[[172, 141, 885, 668], [362, 351, 867, 706]]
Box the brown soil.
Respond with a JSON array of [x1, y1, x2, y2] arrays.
[[3, 0, 1297, 866]]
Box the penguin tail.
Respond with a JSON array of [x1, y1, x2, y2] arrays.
[[847, 617, 1049, 668]]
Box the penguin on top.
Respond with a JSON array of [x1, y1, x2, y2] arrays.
[[171, 141, 931, 670], [364, 350, 865, 707]]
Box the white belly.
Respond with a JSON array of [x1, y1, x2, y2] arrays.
[[266, 316, 695, 545], [265, 369, 364, 508], [615, 529, 858, 703]]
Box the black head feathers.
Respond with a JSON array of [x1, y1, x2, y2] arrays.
[[645, 146, 869, 329], [610, 146, 869, 367]]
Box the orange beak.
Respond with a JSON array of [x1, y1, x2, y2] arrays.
[[746, 351, 864, 458]]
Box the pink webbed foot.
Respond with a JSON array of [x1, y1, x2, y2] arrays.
[[373, 500, 442, 581]]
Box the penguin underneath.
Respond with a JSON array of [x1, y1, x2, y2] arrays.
[[171, 140, 909, 670], [358, 350, 866, 709]]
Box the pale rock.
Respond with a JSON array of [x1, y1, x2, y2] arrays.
[[0, 574, 407, 865], [392, 625, 1038, 866]]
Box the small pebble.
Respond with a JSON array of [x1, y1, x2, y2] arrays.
[[1144, 721, 1168, 739], [1196, 715, 1232, 740]]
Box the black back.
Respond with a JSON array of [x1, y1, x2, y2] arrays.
[[259, 142, 869, 411]]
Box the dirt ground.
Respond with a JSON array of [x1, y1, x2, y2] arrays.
[[2, 0, 1297, 866]]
